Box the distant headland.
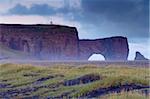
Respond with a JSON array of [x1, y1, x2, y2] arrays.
[[0, 24, 129, 61]]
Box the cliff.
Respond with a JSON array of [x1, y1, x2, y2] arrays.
[[0, 24, 129, 61], [79, 37, 129, 61]]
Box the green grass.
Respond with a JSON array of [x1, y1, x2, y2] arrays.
[[100, 91, 149, 99], [0, 63, 149, 98]]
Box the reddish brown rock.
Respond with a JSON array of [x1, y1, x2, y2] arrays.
[[0, 24, 129, 61], [79, 37, 129, 61], [0, 24, 79, 60]]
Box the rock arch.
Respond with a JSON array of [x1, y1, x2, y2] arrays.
[[79, 37, 129, 61]]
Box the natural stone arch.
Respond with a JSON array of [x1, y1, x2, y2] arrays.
[[88, 54, 105, 61], [79, 37, 129, 61]]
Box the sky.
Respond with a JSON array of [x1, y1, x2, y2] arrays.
[[0, 0, 149, 60]]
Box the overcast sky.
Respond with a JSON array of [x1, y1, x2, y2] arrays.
[[0, 0, 149, 60]]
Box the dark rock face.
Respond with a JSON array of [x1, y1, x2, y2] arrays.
[[0, 24, 129, 61], [79, 37, 129, 61], [134, 51, 149, 61], [0, 24, 79, 60]]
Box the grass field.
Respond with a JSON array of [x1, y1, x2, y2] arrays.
[[0, 63, 150, 98]]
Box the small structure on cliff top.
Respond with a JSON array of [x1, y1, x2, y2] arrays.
[[0, 24, 129, 61], [50, 21, 53, 24]]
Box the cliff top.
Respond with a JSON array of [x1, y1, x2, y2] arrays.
[[0, 23, 76, 29], [79, 36, 127, 41]]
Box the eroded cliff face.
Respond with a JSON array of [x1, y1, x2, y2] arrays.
[[0, 24, 79, 60], [79, 37, 129, 60], [0, 24, 129, 61]]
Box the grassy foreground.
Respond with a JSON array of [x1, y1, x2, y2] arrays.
[[0, 63, 149, 98]]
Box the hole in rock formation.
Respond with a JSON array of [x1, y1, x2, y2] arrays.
[[88, 54, 105, 61]]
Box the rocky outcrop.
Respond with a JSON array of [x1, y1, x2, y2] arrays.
[[79, 37, 129, 61], [0, 24, 129, 61], [0, 24, 79, 60], [134, 51, 149, 61]]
